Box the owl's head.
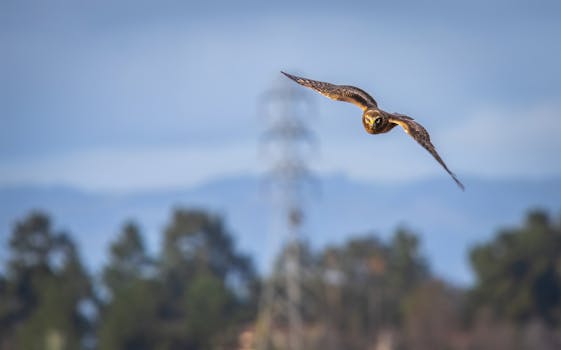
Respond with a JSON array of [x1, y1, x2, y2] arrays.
[[362, 109, 387, 134]]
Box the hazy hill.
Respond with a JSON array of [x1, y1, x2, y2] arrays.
[[1, 174, 560, 285]]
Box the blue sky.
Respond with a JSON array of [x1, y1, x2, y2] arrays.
[[2, 0, 561, 191]]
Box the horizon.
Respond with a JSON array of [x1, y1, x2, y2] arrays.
[[2, 173, 560, 287]]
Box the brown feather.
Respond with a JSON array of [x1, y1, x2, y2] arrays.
[[388, 114, 465, 190], [281, 71, 377, 111]]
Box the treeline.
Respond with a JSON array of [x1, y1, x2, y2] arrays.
[[0, 209, 560, 349], [0, 210, 257, 350]]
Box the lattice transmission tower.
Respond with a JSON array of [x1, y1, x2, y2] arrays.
[[254, 74, 318, 350]]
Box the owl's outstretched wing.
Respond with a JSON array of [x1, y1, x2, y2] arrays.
[[281, 71, 377, 111], [388, 114, 465, 190]]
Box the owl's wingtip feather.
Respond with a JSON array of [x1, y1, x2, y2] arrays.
[[453, 175, 465, 191], [281, 71, 297, 80]]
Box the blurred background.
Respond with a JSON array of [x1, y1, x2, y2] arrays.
[[1, 0, 561, 349]]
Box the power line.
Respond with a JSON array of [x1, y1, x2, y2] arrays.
[[255, 75, 318, 350]]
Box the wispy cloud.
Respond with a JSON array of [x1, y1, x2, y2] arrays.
[[442, 100, 561, 178], [0, 145, 258, 192]]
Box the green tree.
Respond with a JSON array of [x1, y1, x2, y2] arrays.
[[0, 273, 16, 349], [470, 210, 561, 325], [161, 209, 254, 285], [97, 279, 160, 350], [402, 279, 462, 350], [183, 274, 234, 348], [98, 209, 258, 350], [102, 222, 152, 293], [157, 209, 257, 350], [98, 222, 159, 350], [1, 212, 93, 350], [315, 229, 429, 349], [387, 229, 429, 297]]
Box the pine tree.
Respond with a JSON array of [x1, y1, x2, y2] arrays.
[[2, 212, 93, 350]]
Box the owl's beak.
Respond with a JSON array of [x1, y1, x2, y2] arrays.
[[364, 115, 374, 127]]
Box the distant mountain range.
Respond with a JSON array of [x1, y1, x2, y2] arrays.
[[1, 174, 560, 286]]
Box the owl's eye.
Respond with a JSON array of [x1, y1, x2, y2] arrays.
[[374, 117, 382, 126]]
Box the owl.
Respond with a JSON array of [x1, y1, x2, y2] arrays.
[[282, 71, 464, 190]]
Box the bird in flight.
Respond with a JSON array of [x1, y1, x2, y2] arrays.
[[281, 71, 464, 190]]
